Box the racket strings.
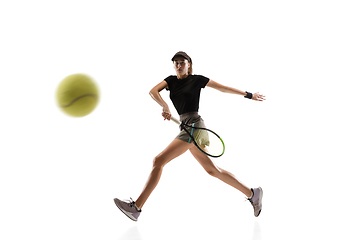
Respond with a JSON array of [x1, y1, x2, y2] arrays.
[[181, 122, 225, 157]]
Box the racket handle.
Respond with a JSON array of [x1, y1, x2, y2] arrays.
[[170, 116, 181, 125]]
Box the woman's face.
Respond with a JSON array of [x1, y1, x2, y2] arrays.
[[173, 57, 189, 75]]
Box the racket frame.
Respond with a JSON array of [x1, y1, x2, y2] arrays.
[[170, 116, 225, 158]]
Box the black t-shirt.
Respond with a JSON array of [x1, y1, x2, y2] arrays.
[[164, 74, 210, 115]]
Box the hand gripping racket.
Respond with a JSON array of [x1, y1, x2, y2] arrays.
[[170, 116, 225, 158]]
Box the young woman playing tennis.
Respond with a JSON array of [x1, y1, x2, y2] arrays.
[[114, 51, 266, 221]]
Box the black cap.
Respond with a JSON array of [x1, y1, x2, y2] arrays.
[[171, 51, 192, 63]]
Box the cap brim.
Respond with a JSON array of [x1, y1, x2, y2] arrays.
[[172, 55, 186, 61]]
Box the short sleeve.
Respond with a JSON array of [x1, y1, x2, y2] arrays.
[[164, 76, 173, 91], [197, 75, 210, 88]]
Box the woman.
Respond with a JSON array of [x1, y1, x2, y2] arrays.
[[114, 51, 266, 221]]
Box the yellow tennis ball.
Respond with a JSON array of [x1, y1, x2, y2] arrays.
[[56, 73, 100, 117]]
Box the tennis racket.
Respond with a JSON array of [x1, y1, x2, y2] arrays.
[[170, 116, 225, 158]]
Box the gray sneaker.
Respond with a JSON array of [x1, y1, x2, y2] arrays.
[[114, 198, 141, 221], [248, 187, 263, 217]]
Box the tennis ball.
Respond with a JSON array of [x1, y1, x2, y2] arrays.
[[56, 73, 99, 117]]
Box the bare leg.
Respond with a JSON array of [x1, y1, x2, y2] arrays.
[[135, 139, 191, 209], [189, 146, 252, 198]]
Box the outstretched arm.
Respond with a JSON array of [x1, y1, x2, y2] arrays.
[[207, 80, 266, 101]]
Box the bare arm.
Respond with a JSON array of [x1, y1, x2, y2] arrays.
[[149, 81, 172, 120], [207, 80, 266, 101]]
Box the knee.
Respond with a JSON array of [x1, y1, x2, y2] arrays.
[[153, 155, 166, 169], [206, 168, 220, 177]]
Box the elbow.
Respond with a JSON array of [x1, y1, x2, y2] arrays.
[[149, 87, 155, 96], [219, 87, 227, 93], [149, 89, 157, 99]]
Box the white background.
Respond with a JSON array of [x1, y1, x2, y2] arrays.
[[1, 1, 359, 239]]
